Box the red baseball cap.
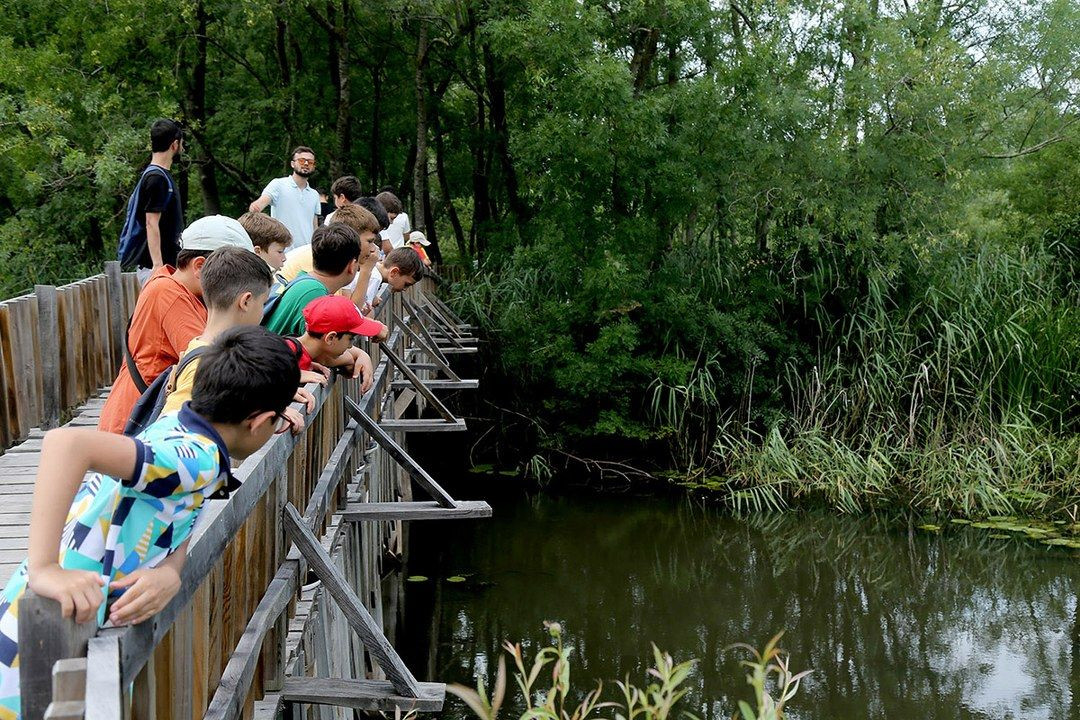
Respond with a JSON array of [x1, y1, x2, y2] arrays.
[[302, 295, 386, 337]]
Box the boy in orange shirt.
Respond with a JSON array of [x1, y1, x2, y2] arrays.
[[98, 216, 255, 433]]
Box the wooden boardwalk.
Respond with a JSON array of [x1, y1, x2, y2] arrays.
[[1, 263, 488, 719], [0, 391, 108, 583]]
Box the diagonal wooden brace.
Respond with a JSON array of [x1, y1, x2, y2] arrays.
[[380, 345, 457, 423], [283, 503, 421, 698], [344, 397, 456, 508]]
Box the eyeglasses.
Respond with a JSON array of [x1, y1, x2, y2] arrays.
[[293, 158, 316, 166], [273, 410, 296, 434]]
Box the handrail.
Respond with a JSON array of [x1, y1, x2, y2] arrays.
[[18, 280, 432, 719]]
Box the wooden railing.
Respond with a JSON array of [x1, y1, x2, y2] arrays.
[[0, 262, 140, 449], [17, 275, 484, 720]]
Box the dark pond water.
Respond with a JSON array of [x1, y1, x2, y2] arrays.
[[397, 486, 1080, 719]]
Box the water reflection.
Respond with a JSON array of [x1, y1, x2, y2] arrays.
[[397, 491, 1080, 720]]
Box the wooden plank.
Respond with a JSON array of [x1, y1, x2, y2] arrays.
[[378, 418, 467, 432], [55, 287, 78, 411], [344, 398, 456, 508], [104, 262, 125, 371], [84, 634, 122, 720], [392, 315, 449, 367], [43, 700, 84, 720], [341, 500, 492, 521], [0, 301, 29, 442], [380, 345, 456, 422], [390, 380, 479, 391], [427, 293, 471, 328], [280, 677, 444, 712], [281, 504, 421, 698], [51, 657, 87, 702], [410, 297, 463, 340], [204, 566, 298, 720], [18, 590, 99, 720]]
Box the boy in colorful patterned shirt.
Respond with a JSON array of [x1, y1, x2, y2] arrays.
[[0, 326, 300, 718]]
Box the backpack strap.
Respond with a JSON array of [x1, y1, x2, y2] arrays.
[[123, 314, 149, 394], [166, 344, 212, 395]]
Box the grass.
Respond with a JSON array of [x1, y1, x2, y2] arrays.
[[700, 240, 1080, 517]]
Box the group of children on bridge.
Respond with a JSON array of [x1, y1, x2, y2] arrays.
[[0, 119, 435, 718]]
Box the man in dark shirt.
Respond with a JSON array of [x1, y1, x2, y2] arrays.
[[130, 119, 185, 283]]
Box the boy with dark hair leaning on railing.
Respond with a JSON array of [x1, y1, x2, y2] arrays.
[[0, 325, 302, 716]]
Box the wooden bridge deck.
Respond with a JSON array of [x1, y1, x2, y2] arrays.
[[0, 391, 108, 583]]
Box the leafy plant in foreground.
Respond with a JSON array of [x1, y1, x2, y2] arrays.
[[447, 623, 810, 720]]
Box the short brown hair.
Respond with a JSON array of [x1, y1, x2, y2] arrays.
[[330, 176, 363, 202], [238, 212, 292, 250], [375, 191, 403, 215], [312, 224, 361, 275], [200, 247, 273, 311], [329, 204, 379, 236], [291, 145, 315, 160], [384, 247, 423, 278]]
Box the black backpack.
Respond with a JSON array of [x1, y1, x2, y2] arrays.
[[117, 165, 179, 269], [123, 344, 211, 437]]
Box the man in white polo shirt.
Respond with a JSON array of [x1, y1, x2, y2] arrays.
[[248, 146, 321, 251]]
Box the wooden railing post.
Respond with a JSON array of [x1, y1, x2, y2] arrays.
[[103, 261, 124, 370], [18, 590, 98, 720], [34, 285, 60, 430]]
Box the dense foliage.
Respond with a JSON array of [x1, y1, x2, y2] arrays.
[[1, 0, 1076, 512]]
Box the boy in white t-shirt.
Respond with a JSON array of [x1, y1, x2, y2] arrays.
[[375, 191, 410, 254]]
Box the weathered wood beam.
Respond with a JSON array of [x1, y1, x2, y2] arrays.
[[282, 503, 421, 698], [341, 500, 491, 521], [18, 592, 98, 720], [84, 635, 121, 720], [392, 316, 455, 376], [378, 418, 467, 432], [280, 677, 445, 712], [380, 344, 457, 422], [344, 397, 456, 508], [390, 379, 479, 391]]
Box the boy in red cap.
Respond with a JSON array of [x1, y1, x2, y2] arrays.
[[291, 295, 386, 393]]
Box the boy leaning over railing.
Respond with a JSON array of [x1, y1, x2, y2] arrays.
[[0, 326, 301, 718]]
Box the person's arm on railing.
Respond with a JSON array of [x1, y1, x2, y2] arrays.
[[107, 538, 187, 626], [26, 429, 138, 624]]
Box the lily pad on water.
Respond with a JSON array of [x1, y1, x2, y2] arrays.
[[988, 533, 1011, 539], [406, 575, 429, 582], [446, 576, 466, 583], [1041, 538, 1080, 549], [950, 518, 971, 525], [497, 470, 518, 477], [468, 464, 494, 474], [918, 524, 941, 532]]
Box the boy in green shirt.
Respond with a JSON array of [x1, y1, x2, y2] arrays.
[[263, 224, 362, 337]]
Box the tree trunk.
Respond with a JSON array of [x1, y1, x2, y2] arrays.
[[413, 14, 430, 222], [434, 128, 464, 262], [333, 1, 351, 181], [482, 43, 528, 226], [186, 0, 220, 214], [369, 61, 384, 189], [275, 18, 296, 148], [628, 26, 659, 95]]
